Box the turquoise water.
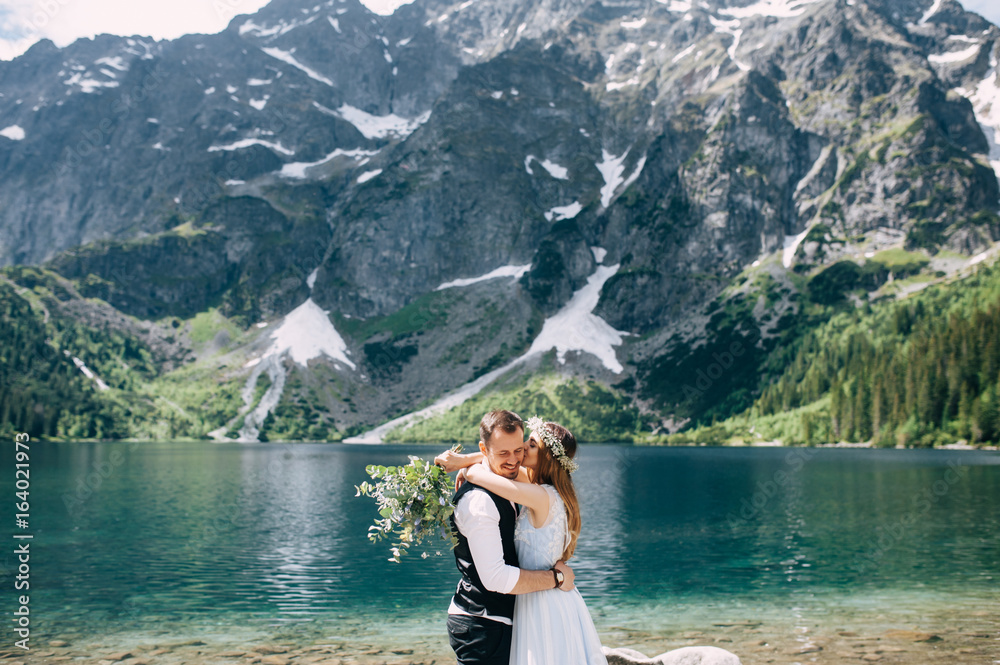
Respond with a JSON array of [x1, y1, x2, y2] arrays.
[[4, 442, 999, 653]]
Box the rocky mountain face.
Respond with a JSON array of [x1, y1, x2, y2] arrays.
[[1, 0, 999, 441]]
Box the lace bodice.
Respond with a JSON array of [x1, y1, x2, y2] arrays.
[[514, 484, 569, 569]]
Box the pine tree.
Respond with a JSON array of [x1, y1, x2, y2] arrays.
[[957, 383, 973, 440], [975, 386, 998, 443], [830, 379, 843, 439], [871, 374, 884, 438]]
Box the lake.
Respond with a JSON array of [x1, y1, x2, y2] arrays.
[[4, 442, 999, 663]]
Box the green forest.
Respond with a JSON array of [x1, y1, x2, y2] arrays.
[[663, 259, 1000, 447], [0, 275, 155, 441]]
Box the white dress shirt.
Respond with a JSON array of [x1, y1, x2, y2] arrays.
[[448, 488, 521, 624]]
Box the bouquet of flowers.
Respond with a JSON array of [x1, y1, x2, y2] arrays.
[[355, 447, 460, 562]]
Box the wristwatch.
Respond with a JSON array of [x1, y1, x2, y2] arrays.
[[551, 568, 564, 588]]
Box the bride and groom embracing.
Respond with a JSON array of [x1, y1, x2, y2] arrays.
[[434, 409, 608, 665]]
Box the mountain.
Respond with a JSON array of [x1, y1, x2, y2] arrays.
[[1, 0, 999, 444]]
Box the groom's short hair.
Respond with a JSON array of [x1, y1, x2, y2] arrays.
[[479, 410, 523, 447]]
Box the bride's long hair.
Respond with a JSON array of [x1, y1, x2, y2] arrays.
[[530, 422, 581, 561]]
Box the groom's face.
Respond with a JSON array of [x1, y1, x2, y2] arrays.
[[479, 427, 525, 479]]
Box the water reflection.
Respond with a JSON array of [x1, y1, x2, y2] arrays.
[[572, 445, 629, 597], [243, 445, 351, 618]]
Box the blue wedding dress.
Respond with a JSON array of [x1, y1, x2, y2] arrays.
[[511, 485, 608, 665]]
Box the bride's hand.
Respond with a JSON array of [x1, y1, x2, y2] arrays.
[[555, 560, 575, 591], [455, 468, 468, 491], [434, 449, 482, 473]]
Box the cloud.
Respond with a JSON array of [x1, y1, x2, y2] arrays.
[[0, 1, 46, 59], [0, 0, 418, 60], [39, 0, 272, 45]]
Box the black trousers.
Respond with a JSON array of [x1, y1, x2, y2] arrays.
[[447, 614, 513, 665]]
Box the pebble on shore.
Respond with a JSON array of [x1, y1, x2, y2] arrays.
[[4, 621, 996, 665]]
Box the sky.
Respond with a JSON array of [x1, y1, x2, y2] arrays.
[[0, 0, 998, 61], [0, 0, 413, 60], [961, 0, 1000, 29]]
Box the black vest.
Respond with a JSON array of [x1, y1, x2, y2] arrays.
[[450, 481, 519, 619]]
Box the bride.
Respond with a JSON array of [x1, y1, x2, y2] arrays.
[[437, 417, 608, 665]]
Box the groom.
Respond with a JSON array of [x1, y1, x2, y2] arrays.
[[439, 409, 575, 665]]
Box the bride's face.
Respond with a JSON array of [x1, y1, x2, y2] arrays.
[[523, 433, 540, 471]]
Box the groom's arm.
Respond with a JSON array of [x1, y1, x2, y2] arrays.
[[509, 561, 575, 594]]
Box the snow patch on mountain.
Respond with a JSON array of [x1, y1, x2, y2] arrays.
[[955, 54, 1000, 187], [63, 71, 119, 93], [710, 16, 750, 71], [607, 76, 640, 91], [672, 44, 697, 63], [527, 263, 626, 373], [919, 0, 944, 24], [241, 15, 318, 38], [325, 103, 431, 139], [525, 155, 569, 179], [928, 44, 981, 64], [545, 202, 583, 221], [240, 299, 353, 410], [279, 147, 378, 178], [95, 56, 128, 72], [794, 145, 834, 196], [0, 125, 25, 141], [357, 168, 382, 183], [259, 299, 355, 369], [436, 264, 531, 290], [208, 138, 295, 156], [241, 19, 279, 37], [783, 228, 810, 268], [598, 150, 629, 207], [262, 47, 334, 86], [598, 150, 646, 208], [621, 154, 646, 192]]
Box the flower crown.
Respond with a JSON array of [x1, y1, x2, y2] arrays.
[[525, 416, 579, 473]]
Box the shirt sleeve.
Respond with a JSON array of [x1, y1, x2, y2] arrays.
[[454, 490, 521, 594]]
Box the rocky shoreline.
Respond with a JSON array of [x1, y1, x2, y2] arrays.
[[5, 617, 997, 665]]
